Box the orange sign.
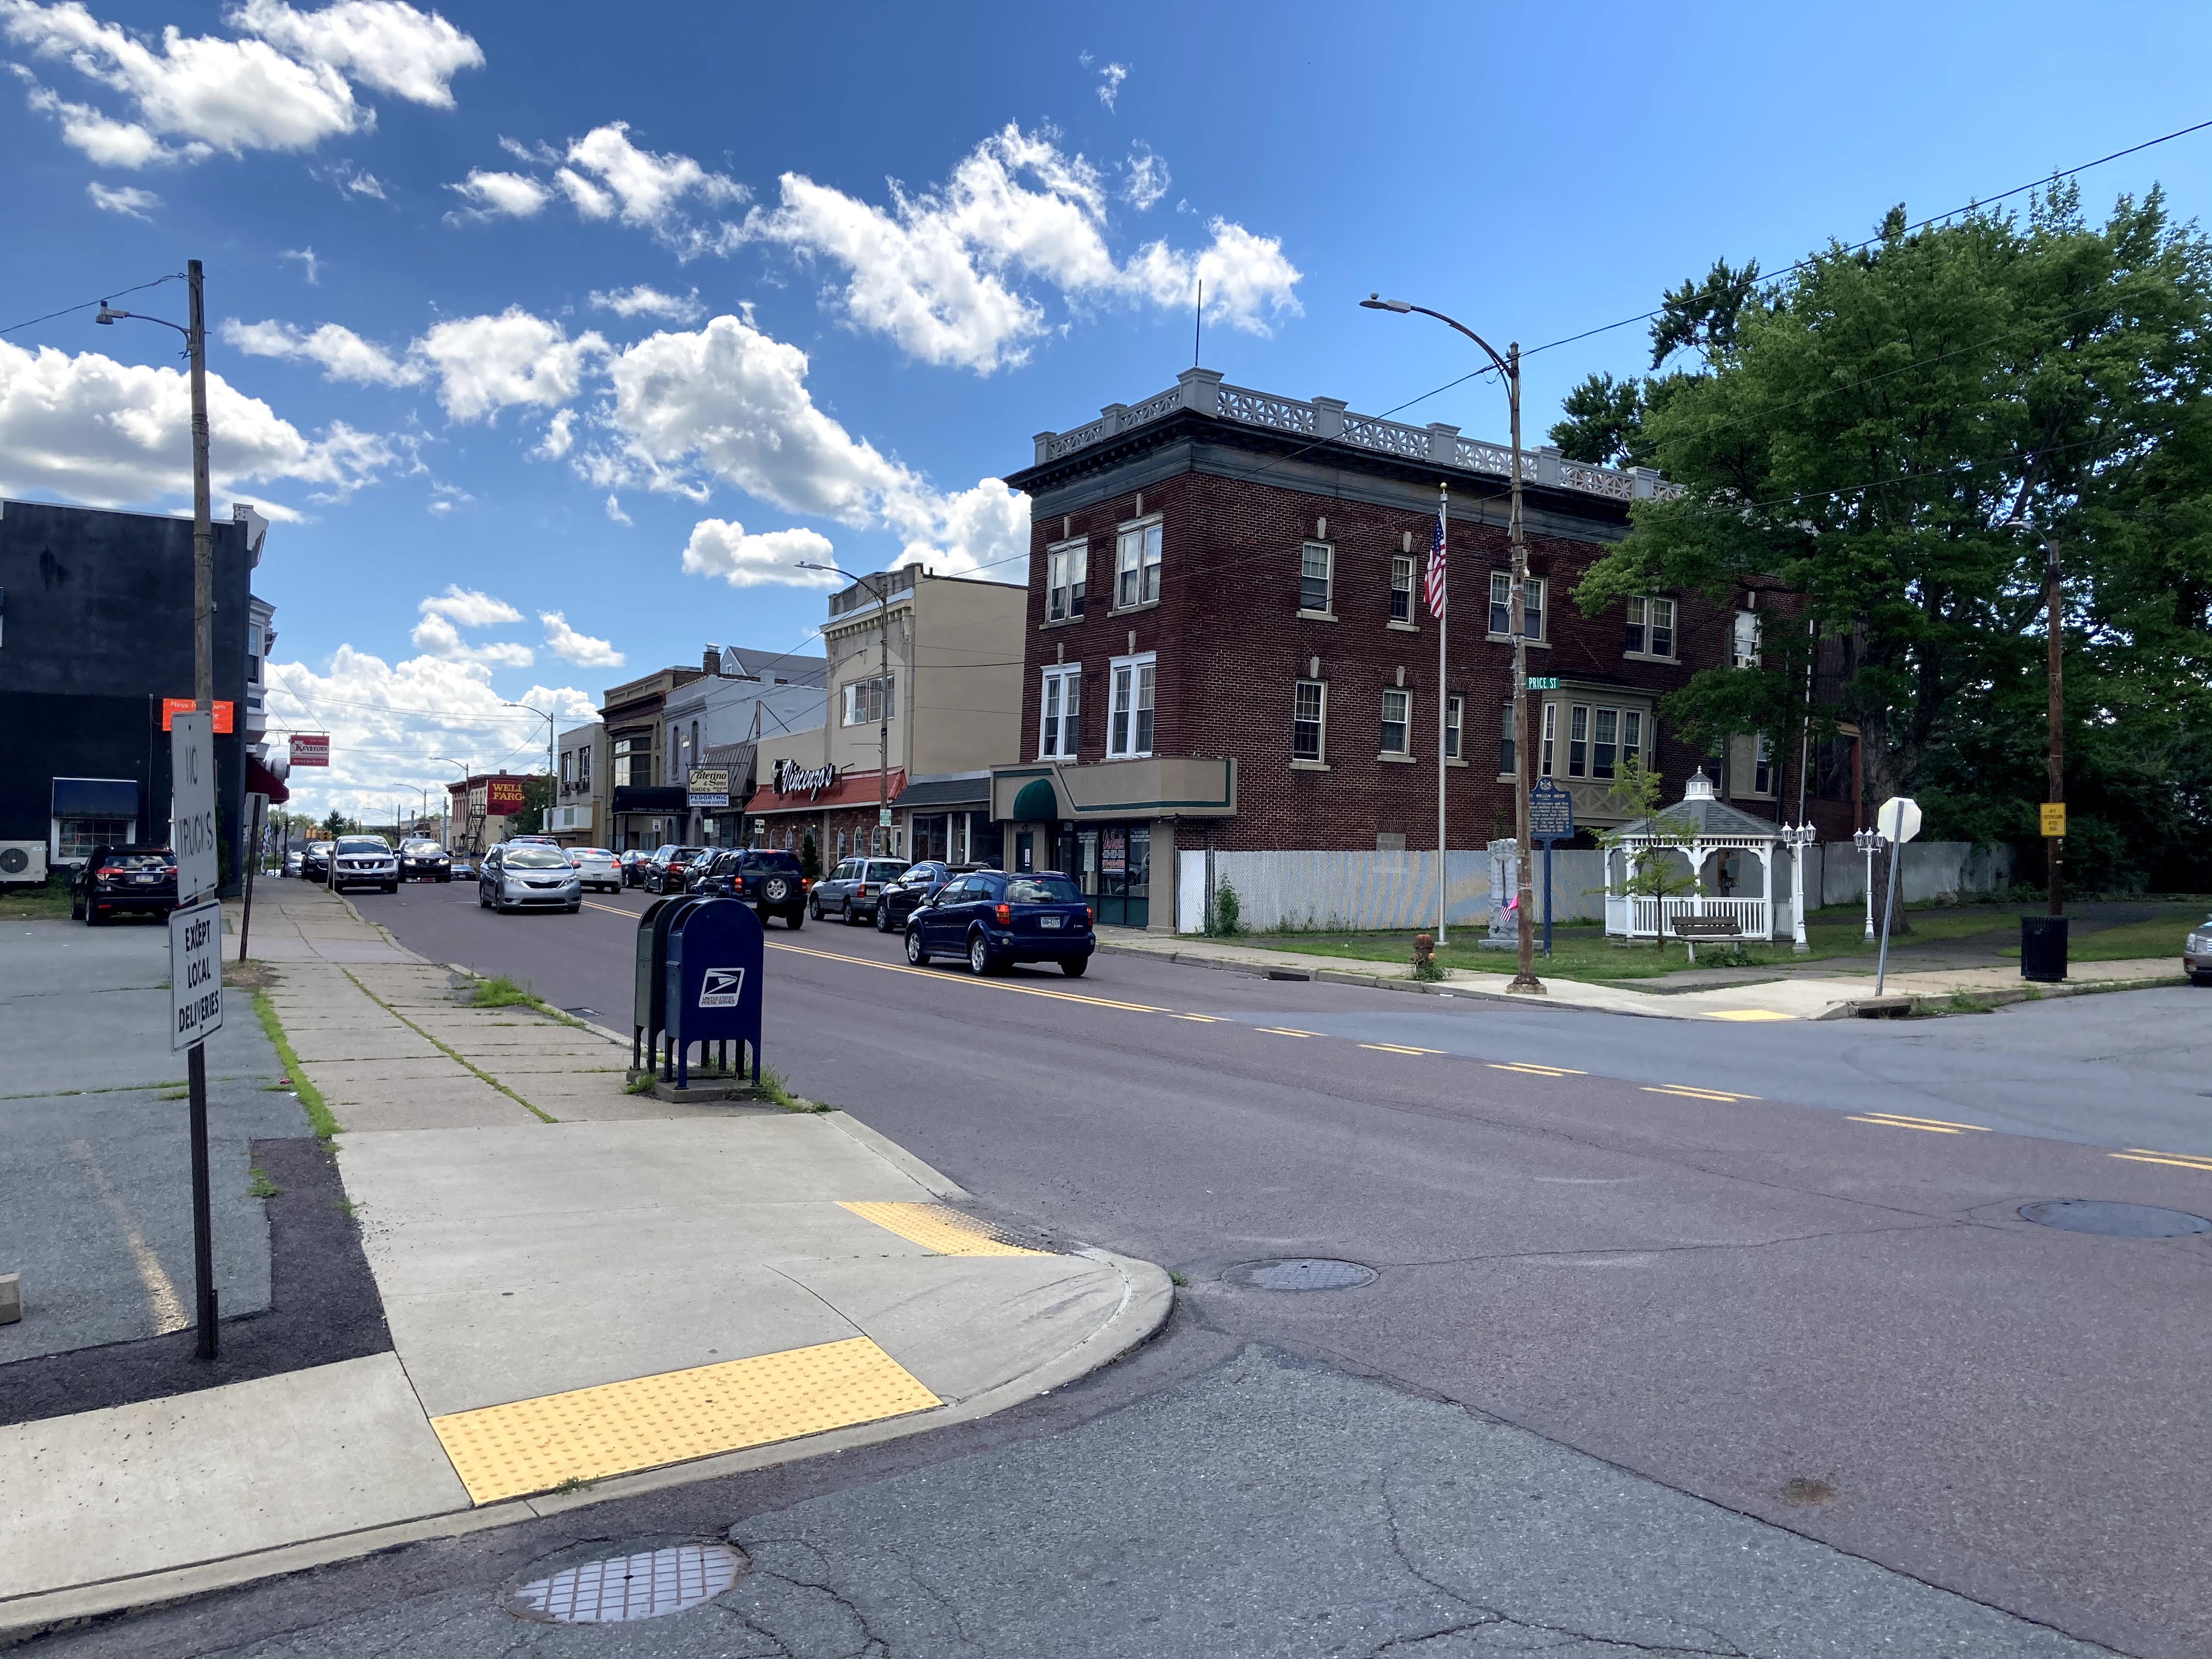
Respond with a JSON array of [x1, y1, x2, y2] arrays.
[[161, 698, 233, 733]]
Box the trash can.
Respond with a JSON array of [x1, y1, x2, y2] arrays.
[[2020, 915, 2068, 983]]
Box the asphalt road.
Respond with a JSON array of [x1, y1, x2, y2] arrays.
[[114, 875, 2212, 1658]]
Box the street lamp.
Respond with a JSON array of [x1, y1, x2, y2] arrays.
[[1361, 295, 1542, 994], [1780, 821, 1816, 953], [504, 703, 556, 833], [1852, 827, 1882, 942], [797, 560, 896, 859], [98, 265, 210, 715]]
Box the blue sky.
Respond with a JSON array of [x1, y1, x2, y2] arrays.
[[5, 0, 2211, 817]]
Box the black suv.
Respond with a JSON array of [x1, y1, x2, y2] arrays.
[[873, 861, 977, 933], [692, 848, 808, 928], [72, 845, 178, 924], [643, 844, 709, 894]]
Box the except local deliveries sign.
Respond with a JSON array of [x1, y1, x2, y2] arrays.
[[289, 732, 330, 767], [170, 896, 224, 1052], [486, 777, 527, 816], [1528, 778, 1576, 842], [161, 698, 234, 733], [2040, 803, 2067, 837], [772, 760, 838, 799], [687, 767, 731, 808], [170, 710, 218, 905]]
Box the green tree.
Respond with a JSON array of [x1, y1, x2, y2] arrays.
[[509, 775, 556, 834], [320, 809, 348, 840], [1572, 185, 2212, 893], [1597, 755, 1701, 951]]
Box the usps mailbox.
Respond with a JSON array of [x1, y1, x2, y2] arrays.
[[663, 897, 765, 1088], [633, 895, 699, 1071]]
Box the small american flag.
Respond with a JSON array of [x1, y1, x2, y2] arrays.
[[1425, 498, 1447, 619]]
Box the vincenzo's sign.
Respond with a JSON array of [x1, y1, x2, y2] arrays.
[[772, 760, 838, 800]]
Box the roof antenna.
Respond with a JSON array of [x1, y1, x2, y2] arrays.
[[1193, 277, 1203, 368]]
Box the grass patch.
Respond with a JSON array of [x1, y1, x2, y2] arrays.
[[252, 989, 342, 1141], [159, 1087, 188, 1101], [469, 974, 545, 1011], [247, 1166, 281, 1198], [624, 1073, 658, 1095], [1168, 1269, 1189, 1287], [1996, 913, 2202, 963], [549, 1475, 594, 1496], [759, 1065, 836, 1113], [0, 877, 76, 921]]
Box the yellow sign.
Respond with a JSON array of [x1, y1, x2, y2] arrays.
[[2040, 803, 2067, 837]]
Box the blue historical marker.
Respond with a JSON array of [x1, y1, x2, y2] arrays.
[[1528, 780, 1576, 957], [663, 898, 766, 1089]]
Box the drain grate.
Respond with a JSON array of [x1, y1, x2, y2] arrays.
[[2019, 1200, 2212, 1239], [512, 1543, 743, 1623], [1225, 1257, 1378, 1291]]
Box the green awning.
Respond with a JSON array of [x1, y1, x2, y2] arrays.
[[1011, 777, 1060, 822]]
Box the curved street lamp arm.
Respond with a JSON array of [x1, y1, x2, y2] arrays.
[[1401, 305, 1511, 382]]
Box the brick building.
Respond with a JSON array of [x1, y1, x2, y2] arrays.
[[988, 368, 1860, 930]]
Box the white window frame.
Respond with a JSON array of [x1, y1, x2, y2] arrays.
[[1625, 595, 1677, 660], [1539, 702, 1558, 777], [1107, 651, 1156, 759], [1292, 678, 1327, 764], [1444, 694, 1463, 762], [1299, 540, 1334, 617], [1498, 701, 1517, 778], [1565, 702, 1651, 780], [1379, 687, 1412, 758], [1039, 664, 1081, 759], [841, 675, 895, 727], [1046, 538, 1088, 623], [1488, 572, 1547, 641], [1733, 608, 1762, 668], [1115, 518, 1162, 610], [1389, 555, 1414, 624]]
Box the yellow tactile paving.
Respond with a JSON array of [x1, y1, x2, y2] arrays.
[[430, 1336, 941, 1504], [838, 1200, 1052, 1257]]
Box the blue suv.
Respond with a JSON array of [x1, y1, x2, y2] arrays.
[[905, 869, 1095, 977]]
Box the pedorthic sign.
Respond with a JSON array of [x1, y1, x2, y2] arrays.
[[170, 710, 218, 905], [1528, 778, 1575, 843], [170, 896, 223, 1052], [687, 767, 730, 808]]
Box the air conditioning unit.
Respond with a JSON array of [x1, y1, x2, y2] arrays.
[[0, 842, 49, 885]]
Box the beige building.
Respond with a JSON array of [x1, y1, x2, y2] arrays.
[[749, 566, 1025, 865]]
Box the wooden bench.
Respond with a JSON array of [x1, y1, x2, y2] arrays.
[[1669, 914, 1743, 963]]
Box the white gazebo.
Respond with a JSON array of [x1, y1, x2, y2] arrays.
[[1602, 770, 1814, 946]]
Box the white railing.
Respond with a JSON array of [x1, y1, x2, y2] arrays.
[[1623, 895, 1771, 940], [1034, 368, 1683, 501]]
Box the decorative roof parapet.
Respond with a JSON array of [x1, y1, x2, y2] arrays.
[[1030, 366, 1683, 502]]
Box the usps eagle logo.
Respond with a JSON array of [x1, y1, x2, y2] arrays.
[[699, 968, 745, 1008]]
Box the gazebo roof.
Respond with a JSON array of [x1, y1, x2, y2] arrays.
[[1613, 771, 1788, 843]]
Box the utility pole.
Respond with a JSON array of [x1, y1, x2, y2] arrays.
[[186, 260, 212, 714], [877, 572, 890, 858], [2044, 535, 2065, 916]]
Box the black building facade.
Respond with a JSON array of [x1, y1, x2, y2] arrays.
[[1, 498, 263, 892]]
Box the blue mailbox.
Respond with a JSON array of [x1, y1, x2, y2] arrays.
[[632, 895, 699, 1072], [663, 896, 765, 1088]]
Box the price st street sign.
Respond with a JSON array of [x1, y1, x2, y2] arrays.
[[170, 897, 224, 1052], [1525, 676, 1560, 691]]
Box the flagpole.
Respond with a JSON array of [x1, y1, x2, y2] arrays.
[[1436, 480, 1449, 947]]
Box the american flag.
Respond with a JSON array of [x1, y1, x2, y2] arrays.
[[1425, 498, 1447, 619]]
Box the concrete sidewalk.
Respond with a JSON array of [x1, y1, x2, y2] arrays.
[[1097, 928, 2182, 1020], [0, 879, 1170, 1637]]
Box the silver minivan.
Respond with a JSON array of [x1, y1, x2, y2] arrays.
[[478, 842, 582, 915]]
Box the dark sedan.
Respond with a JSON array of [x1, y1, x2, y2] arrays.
[[619, 850, 652, 888], [644, 844, 709, 894], [873, 860, 972, 933], [72, 845, 178, 924], [905, 869, 1094, 976], [302, 840, 335, 883], [399, 838, 452, 882]]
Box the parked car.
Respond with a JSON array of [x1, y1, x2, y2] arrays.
[[619, 849, 652, 888], [448, 851, 479, 881], [281, 848, 304, 878], [398, 838, 452, 882], [478, 842, 582, 914], [509, 834, 560, 846], [905, 869, 1094, 977], [644, 844, 709, 894], [810, 857, 911, 924], [874, 861, 972, 933], [569, 847, 622, 893], [72, 845, 177, 924], [692, 848, 809, 928], [302, 840, 335, 883], [330, 836, 400, 894], [2186, 914, 2212, 985]]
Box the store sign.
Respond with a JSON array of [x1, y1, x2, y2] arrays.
[[161, 698, 234, 733], [687, 767, 730, 808], [773, 760, 838, 799], [290, 732, 329, 767], [486, 777, 526, 816], [1103, 827, 1127, 874]]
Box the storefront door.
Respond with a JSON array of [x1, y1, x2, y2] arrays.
[[1092, 822, 1150, 928]]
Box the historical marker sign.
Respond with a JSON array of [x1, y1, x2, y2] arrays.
[[1528, 778, 1575, 843]]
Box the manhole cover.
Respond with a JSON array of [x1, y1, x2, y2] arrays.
[[2019, 1200, 2212, 1239], [1225, 1257, 1378, 1291], [511, 1543, 743, 1623]]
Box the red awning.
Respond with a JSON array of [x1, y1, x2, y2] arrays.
[[749, 768, 903, 814], [246, 754, 290, 805]]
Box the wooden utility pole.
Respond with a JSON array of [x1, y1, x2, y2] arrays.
[[2045, 535, 2064, 915]]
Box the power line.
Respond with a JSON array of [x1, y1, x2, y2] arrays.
[[1, 273, 183, 338]]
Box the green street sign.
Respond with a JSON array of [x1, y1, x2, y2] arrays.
[[1526, 676, 1560, 691]]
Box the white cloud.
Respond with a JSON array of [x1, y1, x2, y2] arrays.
[[262, 647, 592, 820], [2, 0, 481, 171], [536, 407, 574, 458], [409, 609, 529, 662], [1122, 142, 1169, 211], [221, 316, 421, 386], [552, 165, 612, 219], [589, 283, 705, 323], [744, 122, 1299, 371], [0, 337, 392, 514], [447, 167, 549, 219], [1096, 61, 1126, 110], [280, 245, 320, 282], [540, 610, 624, 668], [603, 492, 629, 524], [893, 477, 1027, 578], [86, 179, 156, 216], [417, 584, 519, 627], [680, 519, 836, 588], [413, 308, 603, 421], [337, 164, 383, 196]]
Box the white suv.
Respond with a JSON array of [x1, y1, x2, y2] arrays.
[[330, 836, 399, 894]]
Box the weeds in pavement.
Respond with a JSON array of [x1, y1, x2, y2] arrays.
[[470, 974, 543, 1011], [160, 1087, 188, 1101], [252, 990, 342, 1141], [761, 1066, 836, 1112], [1168, 1269, 1189, 1287], [624, 1074, 658, 1095], [334, 1197, 359, 1217], [550, 1476, 594, 1496], [248, 1166, 281, 1198]]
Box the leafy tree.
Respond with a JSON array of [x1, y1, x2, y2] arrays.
[[510, 775, 556, 834], [1597, 754, 1701, 950], [1572, 185, 2212, 894]]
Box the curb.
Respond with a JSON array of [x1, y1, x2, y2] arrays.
[[0, 1249, 1172, 1645]]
